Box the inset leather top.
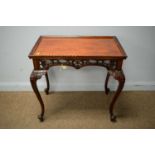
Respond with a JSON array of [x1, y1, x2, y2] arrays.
[[29, 36, 127, 59]]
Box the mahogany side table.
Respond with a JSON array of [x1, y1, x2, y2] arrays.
[[28, 36, 127, 122]]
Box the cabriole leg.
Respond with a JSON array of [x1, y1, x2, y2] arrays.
[[109, 70, 125, 122], [30, 70, 47, 122]]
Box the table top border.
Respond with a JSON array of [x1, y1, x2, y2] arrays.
[[28, 36, 127, 59]]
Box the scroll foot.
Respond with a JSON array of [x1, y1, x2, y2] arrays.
[[38, 114, 44, 122], [110, 114, 117, 122], [105, 88, 110, 95], [44, 88, 49, 95]]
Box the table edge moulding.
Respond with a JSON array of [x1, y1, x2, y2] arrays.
[[28, 36, 127, 122]]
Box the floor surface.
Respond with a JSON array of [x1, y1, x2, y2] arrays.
[[0, 91, 155, 128]]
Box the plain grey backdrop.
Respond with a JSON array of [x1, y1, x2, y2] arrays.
[[0, 26, 155, 91]]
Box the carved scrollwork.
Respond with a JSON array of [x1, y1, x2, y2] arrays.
[[108, 70, 125, 80], [39, 59, 117, 70], [73, 60, 83, 69], [30, 70, 47, 80]]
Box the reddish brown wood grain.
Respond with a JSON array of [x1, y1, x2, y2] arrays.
[[29, 36, 127, 59]]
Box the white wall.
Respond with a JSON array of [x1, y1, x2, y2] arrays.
[[0, 26, 155, 91]]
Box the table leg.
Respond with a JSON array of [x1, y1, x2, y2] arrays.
[[30, 70, 47, 122], [109, 70, 125, 122], [44, 72, 50, 95], [105, 71, 110, 95]]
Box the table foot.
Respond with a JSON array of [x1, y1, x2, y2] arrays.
[[44, 88, 49, 95], [110, 114, 117, 122], [38, 114, 44, 122], [105, 88, 110, 95]]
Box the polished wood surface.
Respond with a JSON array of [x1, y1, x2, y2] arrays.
[[29, 36, 127, 59], [29, 36, 127, 122]]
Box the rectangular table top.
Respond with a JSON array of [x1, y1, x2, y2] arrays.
[[29, 36, 127, 59]]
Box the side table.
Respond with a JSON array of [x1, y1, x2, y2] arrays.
[[28, 36, 127, 122]]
